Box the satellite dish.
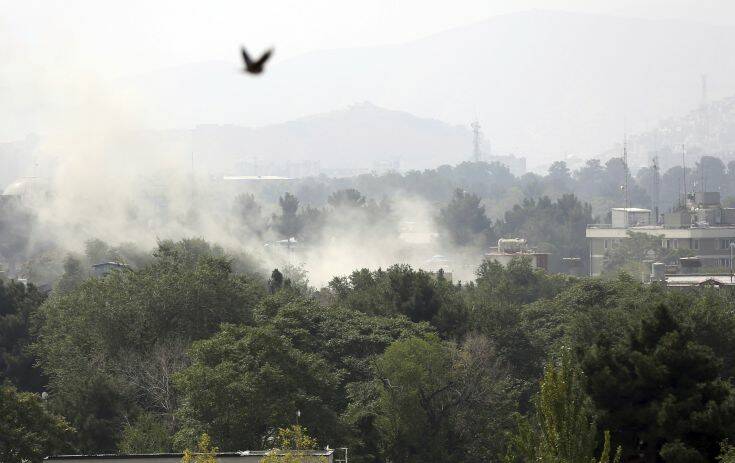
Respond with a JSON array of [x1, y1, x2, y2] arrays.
[[41, 392, 49, 400]]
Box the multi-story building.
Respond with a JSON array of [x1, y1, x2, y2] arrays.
[[586, 192, 735, 276]]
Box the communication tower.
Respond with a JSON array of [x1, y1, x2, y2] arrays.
[[651, 156, 660, 222], [471, 120, 482, 162]]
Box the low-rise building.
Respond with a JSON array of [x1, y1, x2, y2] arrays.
[[658, 274, 735, 288], [91, 262, 129, 278], [485, 238, 549, 271], [586, 193, 735, 276]]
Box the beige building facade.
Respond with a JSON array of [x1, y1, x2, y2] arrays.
[[587, 197, 735, 276]]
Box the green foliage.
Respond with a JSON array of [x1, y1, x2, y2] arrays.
[[118, 412, 172, 454], [181, 433, 217, 463], [498, 194, 594, 272], [603, 231, 693, 274], [85, 238, 118, 264], [261, 425, 327, 463], [350, 335, 517, 463], [5, 225, 735, 463], [438, 188, 493, 247], [0, 279, 46, 391], [233, 193, 266, 237], [328, 264, 467, 337], [54, 254, 86, 295], [258, 297, 431, 384], [270, 268, 285, 293], [718, 441, 735, 463], [583, 304, 735, 461], [34, 239, 266, 451], [328, 189, 366, 209], [174, 324, 340, 451], [274, 192, 303, 238], [472, 257, 571, 306], [465, 258, 572, 384], [507, 349, 620, 463], [0, 384, 75, 463]]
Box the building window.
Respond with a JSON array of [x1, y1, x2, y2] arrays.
[[722, 239, 735, 250], [692, 239, 699, 250], [671, 239, 678, 250], [604, 240, 609, 250]]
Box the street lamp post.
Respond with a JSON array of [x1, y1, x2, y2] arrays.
[[730, 242, 735, 283]]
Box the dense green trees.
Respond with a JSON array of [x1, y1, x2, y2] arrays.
[[174, 324, 340, 450], [508, 349, 620, 463], [274, 192, 303, 238], [602, 231, 693, 274], [0, 279, 46, 391], [234, 193, 267, 238], [6, 234, 735, 463], [583, 304, 735, 462], [260, 426, 327, 463], [499, 195, 594, 272], [438, 188, 494, 247], [0, 384, 74, 463], [347, 335, 517, 463], [34, 239, 267, 452]]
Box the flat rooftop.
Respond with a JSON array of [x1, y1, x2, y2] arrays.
[[587, 224, 735, 230], [611, 207, 651, 213], [663, 275, 735, 287]]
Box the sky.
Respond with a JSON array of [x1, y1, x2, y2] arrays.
[[4, 0, 735, 76], [2, 0, 735, 140]]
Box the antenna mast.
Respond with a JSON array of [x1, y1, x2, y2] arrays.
[[623, 135, 630, 217], [652, 156, 660, 223], [682, 145, 687, 208], [471, 120, 482, 162], [701, 159, 705, 193]]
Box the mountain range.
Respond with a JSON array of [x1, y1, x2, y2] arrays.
[[125, 10, 735, 166]]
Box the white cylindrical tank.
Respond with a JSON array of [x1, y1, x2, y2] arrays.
[[498, 238, 527, 253]]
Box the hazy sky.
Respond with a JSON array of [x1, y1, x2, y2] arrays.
[[2, 0, 735, 141], [4, 0, 734, 77]]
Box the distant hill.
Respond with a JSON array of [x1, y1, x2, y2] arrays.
[[178, 102, 526, 176], [126, 10, 735, 167], [613, 96, 735, 171], [0, 104, 522, 182]]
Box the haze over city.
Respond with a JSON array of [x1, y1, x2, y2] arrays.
[[4, 2, 735, 463], [4, 0, 735, 168]]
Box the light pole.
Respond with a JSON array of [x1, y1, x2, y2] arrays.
[[730, 242, 735, 282]]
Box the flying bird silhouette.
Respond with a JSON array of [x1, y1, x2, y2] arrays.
[[241, 47, 273, 75]]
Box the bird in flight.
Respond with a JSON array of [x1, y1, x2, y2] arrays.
[[241, 47, 273, 75]]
